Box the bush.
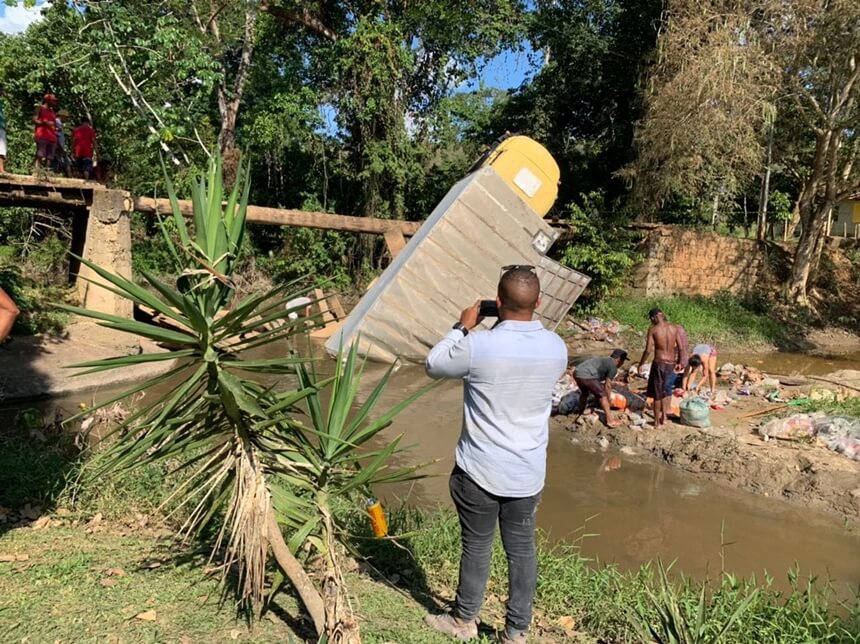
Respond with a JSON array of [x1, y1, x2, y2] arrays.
[[558, 193, 640, 309]]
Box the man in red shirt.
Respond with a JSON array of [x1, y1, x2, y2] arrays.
[[33, 93, 58, 170], [71, 117, 97, 179]]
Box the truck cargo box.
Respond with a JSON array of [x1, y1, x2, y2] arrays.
[[326, 139, 589, 363]]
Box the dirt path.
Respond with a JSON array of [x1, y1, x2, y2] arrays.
[[554, 394, 860, 526], [0, 321, 176, 403]]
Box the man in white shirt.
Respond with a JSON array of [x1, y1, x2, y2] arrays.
[[423, 266, 567, 643]]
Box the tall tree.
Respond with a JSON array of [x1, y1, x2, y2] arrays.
[[777, 0, 860, 304], [629, 0, 777, 218], [492, 0, 663, 209]]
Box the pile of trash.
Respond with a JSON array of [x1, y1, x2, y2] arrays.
[[567, 317, 624, 342], [758, 413, 860, 461]]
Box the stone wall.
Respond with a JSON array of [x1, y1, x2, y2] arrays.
[[629, 226, 773, 297]]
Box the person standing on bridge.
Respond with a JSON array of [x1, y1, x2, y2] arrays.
[[72, 116, 96, 180], [33, 93, 58, 172], [423, 266, 567, 643]]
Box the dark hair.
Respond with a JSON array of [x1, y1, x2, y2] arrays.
[[689, 355, 702, 369], [498, 268, 540, 312]]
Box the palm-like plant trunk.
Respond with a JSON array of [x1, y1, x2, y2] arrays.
[[266, 514, 326, 635]]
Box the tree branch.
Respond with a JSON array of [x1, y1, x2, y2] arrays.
[[260, 0, 337, 42]]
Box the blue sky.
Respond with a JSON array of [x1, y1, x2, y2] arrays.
[[0, 0, 47, 35]]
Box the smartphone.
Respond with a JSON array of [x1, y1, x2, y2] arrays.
[[479, 299, 499, 318]]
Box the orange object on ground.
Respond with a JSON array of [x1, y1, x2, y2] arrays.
[[609, 392, 628, 410], [366, 498, 389, 537]]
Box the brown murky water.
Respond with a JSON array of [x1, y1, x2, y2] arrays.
[[721, 350, 860, 377], [6, 344, 859, 593]]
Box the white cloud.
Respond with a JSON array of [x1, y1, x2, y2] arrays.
[[0, 1, 46, 36]]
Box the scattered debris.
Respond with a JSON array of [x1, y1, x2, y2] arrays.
[[758, 414, 860, 461]]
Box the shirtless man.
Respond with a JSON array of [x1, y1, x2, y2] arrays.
[[637, 308, 683, 429]]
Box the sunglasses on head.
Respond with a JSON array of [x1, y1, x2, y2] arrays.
[[500, 264, 536, 277]]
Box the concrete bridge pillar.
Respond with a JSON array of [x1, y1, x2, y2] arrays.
[[74, 188, 133, 318]]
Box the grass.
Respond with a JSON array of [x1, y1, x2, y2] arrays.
[[599, 293, 791, 351], [791, 396, 860, 418], [1, 503, 858, 643]]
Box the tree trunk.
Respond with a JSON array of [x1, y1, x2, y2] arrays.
[[711, 191, 720, 229], [756, 123, 773, 242], [266, 513, 326, 636], [784, 129, 834, 302], [215, 3, 257, 157]]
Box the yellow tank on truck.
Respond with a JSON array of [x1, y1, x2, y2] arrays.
[[480, 136, 560, 217]]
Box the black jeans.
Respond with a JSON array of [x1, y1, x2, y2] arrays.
[[449, 465, 541, 635]]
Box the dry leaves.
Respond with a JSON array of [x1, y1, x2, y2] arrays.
[[134, 609, 157, 622]]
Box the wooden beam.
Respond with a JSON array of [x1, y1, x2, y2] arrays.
[[133, 196, 421, 237], [383, 228, 407, 258]]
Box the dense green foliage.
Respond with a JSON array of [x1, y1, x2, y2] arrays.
[[0, 0, 855, 318]]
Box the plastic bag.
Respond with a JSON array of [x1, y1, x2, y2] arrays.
[[609, 391, 627, 410], [557, 391, 581, 416], [814, 415, 860, 461], [758, 414, 817, 441], [680, 397, 711, 428]]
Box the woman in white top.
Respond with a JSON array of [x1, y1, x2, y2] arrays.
[[683, 343, 717, 395]]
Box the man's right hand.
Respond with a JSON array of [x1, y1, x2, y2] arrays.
[[459, 300, 483, 330]]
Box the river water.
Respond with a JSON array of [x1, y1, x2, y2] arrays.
[[5, 342, 859, 594]]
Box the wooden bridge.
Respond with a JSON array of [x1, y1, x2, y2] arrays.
[[0, 174, 422, 317]]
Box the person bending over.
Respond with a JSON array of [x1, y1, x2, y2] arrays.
[[572, 349, 628, 428], [684, 343, 718, 395], [423, 266, 567, 643]]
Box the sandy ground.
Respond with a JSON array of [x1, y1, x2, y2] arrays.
[[0, 320, 177, 402]]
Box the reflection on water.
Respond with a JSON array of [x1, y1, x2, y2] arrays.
[[5, 340, 859, 594]]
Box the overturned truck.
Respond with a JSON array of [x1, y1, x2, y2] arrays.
[[326, 136, 590, 363]]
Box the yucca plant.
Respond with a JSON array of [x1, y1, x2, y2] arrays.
[[629, 560, 759, 644], [59, 156, 428, 643]]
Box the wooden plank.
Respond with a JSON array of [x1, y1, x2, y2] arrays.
[[739, 404, 788, 420], [383, 228, 407, 258], [133, 196, 422, 237], [313, 288, 335, 325], [329, 294, 346, 321]]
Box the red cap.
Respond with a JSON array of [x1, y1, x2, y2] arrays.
[[43, 93, 57, 103]]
